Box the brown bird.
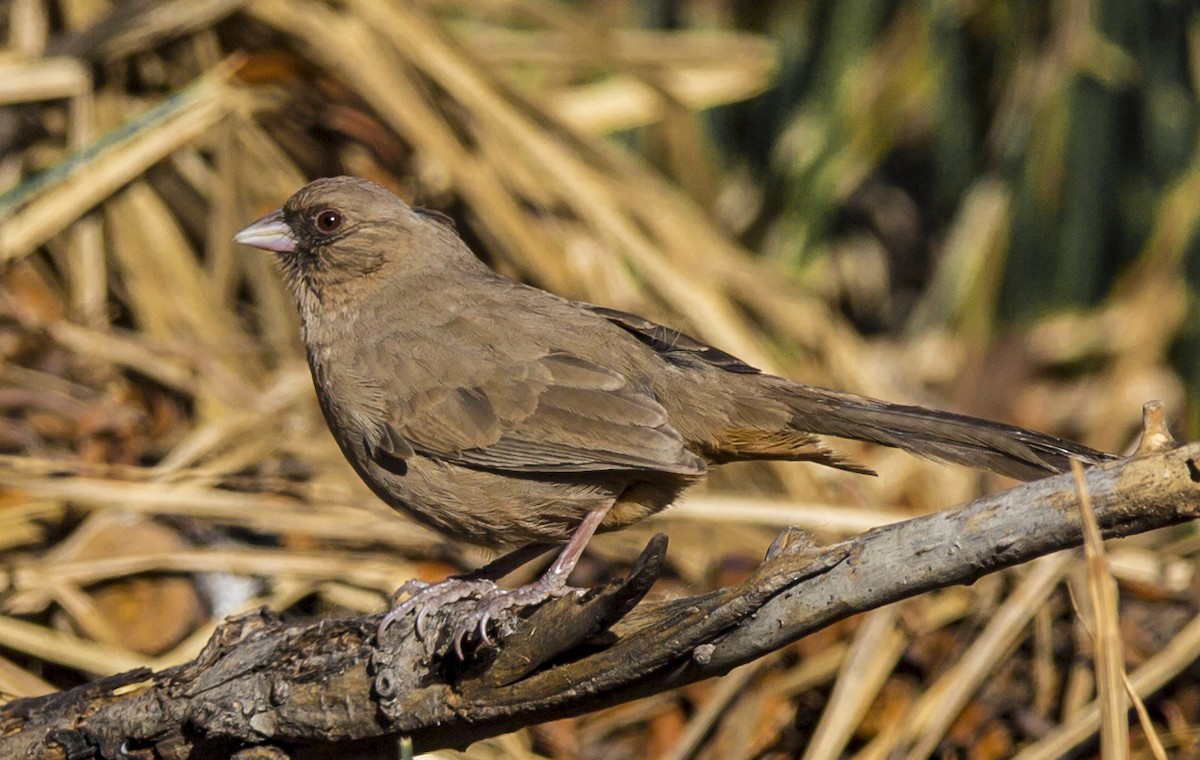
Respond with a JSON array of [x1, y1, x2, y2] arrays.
[[235, 176, 1112, 645]]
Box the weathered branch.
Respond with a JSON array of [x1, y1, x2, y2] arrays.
[[3, 441, 1199, 759]]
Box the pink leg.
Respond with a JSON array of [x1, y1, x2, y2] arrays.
[[378, 502, 614, 656], [544, 503, 610, 581]]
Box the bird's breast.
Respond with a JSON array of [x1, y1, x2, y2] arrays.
[[306, 344, 391, 455]]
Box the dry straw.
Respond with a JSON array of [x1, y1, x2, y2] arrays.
[[0, 1, 1194, 757]]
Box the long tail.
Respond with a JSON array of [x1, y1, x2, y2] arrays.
[[774, 381, 1115, 481]]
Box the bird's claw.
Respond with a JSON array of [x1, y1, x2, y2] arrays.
[[377, 577, 498, 644], [387, 577, 430, 606], [446, 579, 577, 658], [377, 574, 579, 658]]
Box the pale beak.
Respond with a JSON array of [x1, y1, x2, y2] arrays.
[[233, 210, 296, 253]]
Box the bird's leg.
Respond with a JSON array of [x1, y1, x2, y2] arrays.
[[378, 542, 559, 642], [497, 503, 611, 603], [377, 503, 613, 656], [446, 503, 612, 656]]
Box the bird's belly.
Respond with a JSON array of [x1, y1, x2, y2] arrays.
[[359, 457, 689, 547]]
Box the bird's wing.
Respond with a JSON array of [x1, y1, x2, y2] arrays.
[[583, 305, 763, 374], [373, 349, 706, 477]]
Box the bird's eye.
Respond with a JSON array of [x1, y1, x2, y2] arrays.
[[314, 209, 343, 234]]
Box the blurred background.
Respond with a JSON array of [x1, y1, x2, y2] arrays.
[[1, 1, 1199, 758]]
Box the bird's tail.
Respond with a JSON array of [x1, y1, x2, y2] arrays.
[[772, 381, 1115, 481]]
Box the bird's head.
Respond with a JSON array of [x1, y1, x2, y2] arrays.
[[234, 176, 462, 308]]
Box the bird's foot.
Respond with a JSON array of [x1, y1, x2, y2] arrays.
[[378, 576, 498, 644], [445, 574, 577, 658], [377, 572, 578, 658]]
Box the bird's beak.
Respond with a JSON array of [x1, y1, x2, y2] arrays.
[[233, 210, 296, 253]]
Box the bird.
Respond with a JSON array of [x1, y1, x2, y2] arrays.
[[235, 176, 1113, 649]]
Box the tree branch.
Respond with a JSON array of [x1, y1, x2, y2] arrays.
[[3, 441, 1199, 759]]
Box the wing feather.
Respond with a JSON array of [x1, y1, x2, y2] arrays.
[[377, 350, 705, 477]]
